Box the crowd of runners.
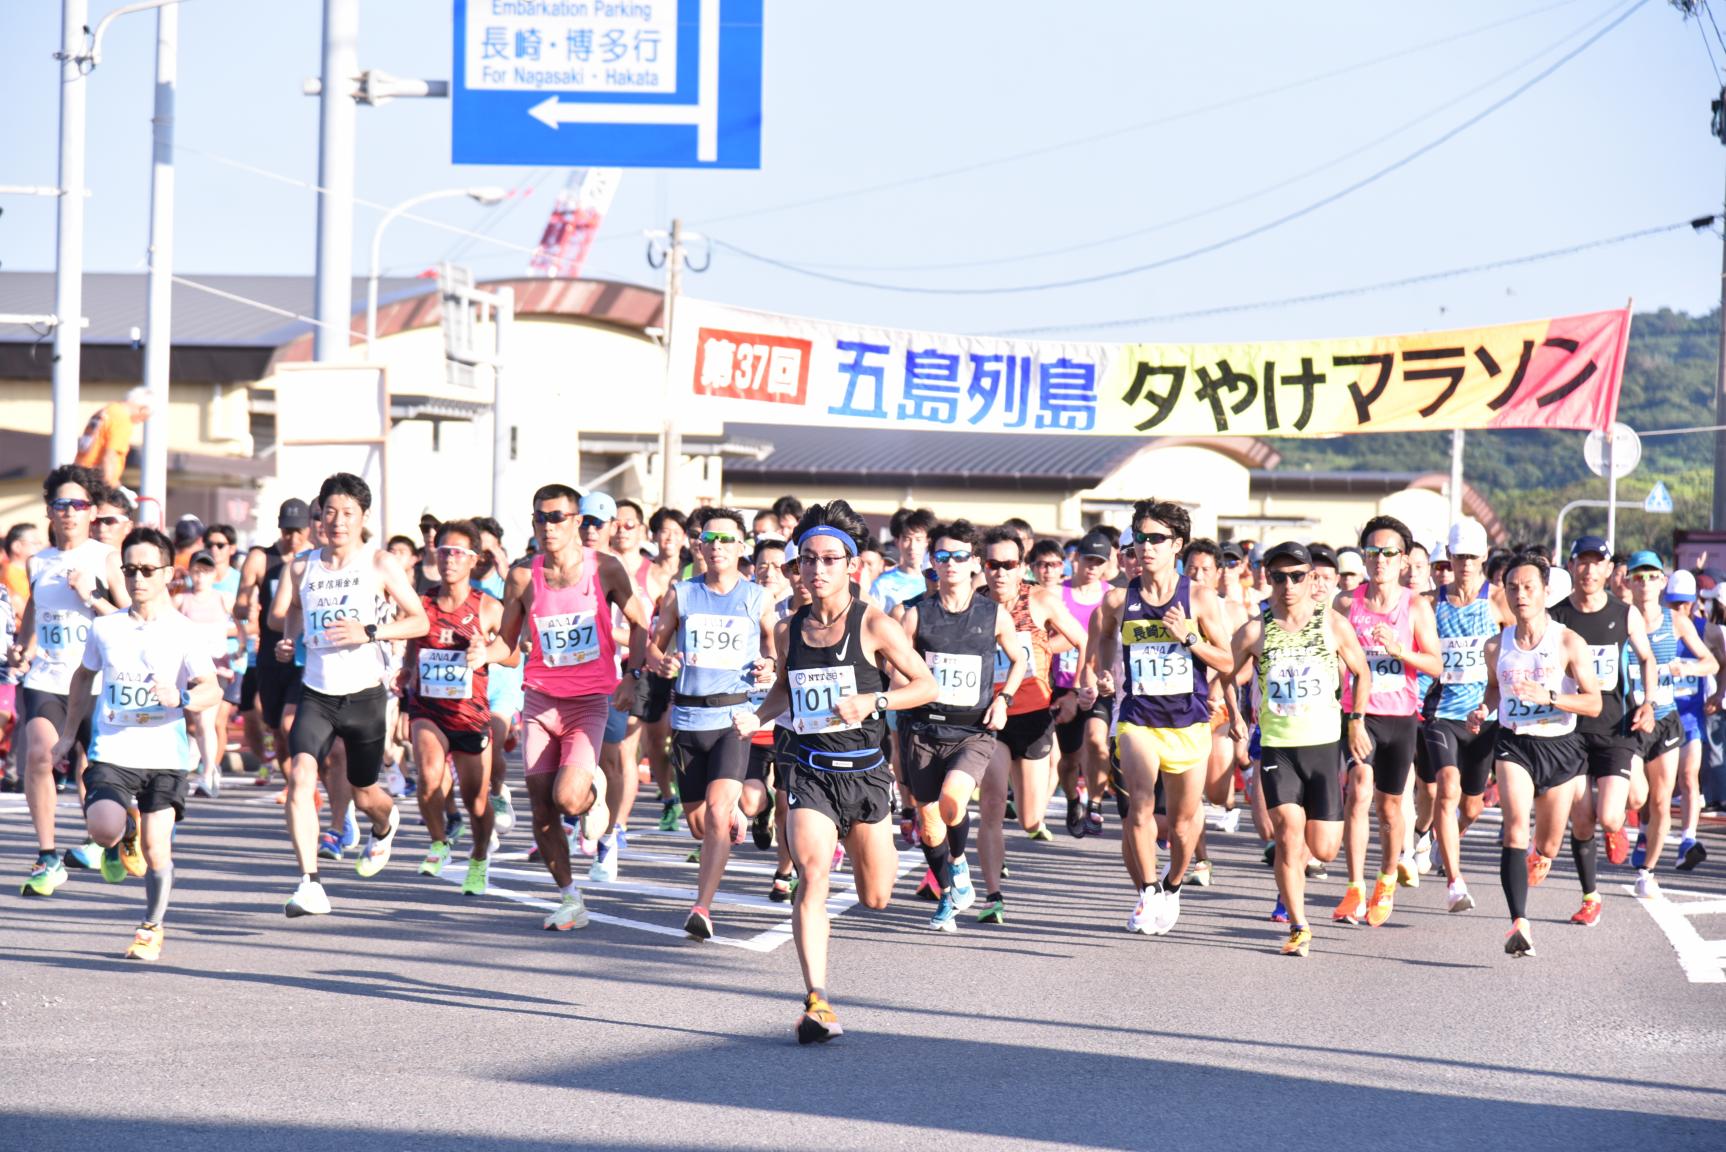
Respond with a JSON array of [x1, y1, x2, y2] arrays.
[[4, 463, 1725, 1043]]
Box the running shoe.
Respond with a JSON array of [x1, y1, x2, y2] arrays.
[[383, 763, 409, 798], [317, 830, 344, 861], [21, 855, 67, 897], [1396, 855, 1420, 889], [543, 890, 589, 931], [119, 811, 145, 878], [976, 895, 1006, 925], [751, 806, 775, 850], [285, 879, 331, 917], [999, 863, 1010, 880], [1280, 924, 1312, 957], [685, 905, 714, 940], [581, 771, 610, 844], [101, 844, 126, 885], [1333, 883, 1365, 924], [1570, 895, 1603, 927], [730, 812, 746, 846], [1189, 860, 1213, 888], [338, 806, 361, 853], [1526, 850, 1552, 888], [461, 857, 489, 896], [796, 993, 841, 1045], [1085, 801, 1105, 837], [447, 813, 467, 848], [1366, 876, 1396, 927], [949, 859, 976, 912], [1677, 837, 1707, 872], [832, 845, 846, 872], [1150, 889, 1181, 935], [914, 868, 939, 902], [769, 872, 793, 902], [1262, 843, 1276, 867], [493, 785, 516, 834], [899, 808, 916, 847], [1065, 798, 1086, 838], [1215, 806, 1242, 835], [1127, 889, 1157, 934], [1026, 825, 1054, 843], [354, 807, 401, 878], [588, 833, 618, 883], [253, 762, 271, 786], [419, 840, 451, 877], [1503, 917, 1535, 958], [1633, 870, 1662, 900], [658, 801, 682, 832], [1413, 830, 1434, 876], [1446, 879, 1475, 913], [1630, 832, 1648, 872], [1271, 898, 1290, 924], [1304, 860, 1327, 880], [125, 923, 164, 962], [1004, 797, 1017, 822], [929, 890, 958, 932], [63, 841, 102, 871], [1604, 828, 1629, 866]]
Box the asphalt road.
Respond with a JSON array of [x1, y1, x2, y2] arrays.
[[2, 779, 1723, 1152]]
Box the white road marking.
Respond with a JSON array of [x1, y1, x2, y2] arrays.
[[1622, 883, 1726, 984]]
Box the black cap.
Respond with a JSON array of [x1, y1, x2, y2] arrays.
[[1307, 543, 1338, 570], [189, 549, 216, 568], [1262, 541, 1312, 568], [1569, 535, 1610, 560], [1078, 529, 1114, 561], [278, 498, 311, 531], [1219, 541, 1245, 563]]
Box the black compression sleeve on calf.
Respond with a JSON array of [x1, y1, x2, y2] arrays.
[[921, 842, 952, 890], [947, 812, 970, 858], [144, 865, 173, 926], [1572, 834, 1599, 897], [1500, 847, 1527, 921]]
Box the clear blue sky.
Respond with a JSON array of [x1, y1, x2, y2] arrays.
[[2, 0, 1722, 344]]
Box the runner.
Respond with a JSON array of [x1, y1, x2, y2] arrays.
[[174, 549, 237, 797], [646, 507, 776, 939], [899, 519, 1024, 932], [1419, 519, 1513, 913], [1667, 570, 1714, 871], [1331, 516, 1443, 928], [485, 483, 649, 931], [732, 499, 937, 1043], [404, 519, 512, 895], [1549, 535, 1658, 924], [91, 487, 134, 550], [7, 465, 129, 896], [1225, 542, 1374, 956], [1474, 551, 1602, 958], [640, 507, 687, 831], [233, 499, 313, 787], [1051, 529, 1114, 839], [1083, 500, 1235, 936], [872, 507, 935, 613], [747, 535, 799, 898], [268, 473, 429, 917], [1620, 553, 1715, 897], [49, 526, 220, 960]]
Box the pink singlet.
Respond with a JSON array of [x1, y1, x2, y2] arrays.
[[522, 550, 619, 777], [1347, 584, 1418, 717]]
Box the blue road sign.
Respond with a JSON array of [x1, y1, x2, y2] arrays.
[[452, 0, 762, 169], [1645, 480, 1674, 515]]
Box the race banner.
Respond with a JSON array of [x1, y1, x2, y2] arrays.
[[667, 299, 1630, 438]]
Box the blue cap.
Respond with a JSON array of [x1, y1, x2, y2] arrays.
[[578, 491, 616, 522], [1627, 550, 1664, 573], [1569, 535, 1610, 560]]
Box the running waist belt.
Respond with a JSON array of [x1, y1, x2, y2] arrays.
[[795, 747, 887, 774], [909, 705, 989, 729], [675, 691, 751, 709]]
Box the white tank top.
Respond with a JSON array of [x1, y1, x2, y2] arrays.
[[300, 547, 388, 695], [23, 538, 114, 694], [1496, 620, 1576, 737]]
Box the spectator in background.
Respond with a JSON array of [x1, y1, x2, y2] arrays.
[[1404, 542, 1433, 593], [1335, 548, 1367, 594], [385, 535, 419, 572], [92, 488, 134, 551], [2, 524, 45, 616], [72, 386, 152, 488], [202, 523, 240, 601], [771, 495, 803, 541]]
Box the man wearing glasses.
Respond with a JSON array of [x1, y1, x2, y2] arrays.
[[486, 484, 649, 931], [644, 509, 777, 940], [91, 487, 134, 551], [8, 465, 129, 896], [1225, 542, 1374, 957], [234, 499, 313, 789], [1051, 530, 1115, 840], [1331, 516, 1442, 929], [49, 526, 220, 961]]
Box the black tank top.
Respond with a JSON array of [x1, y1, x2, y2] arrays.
[[258, 545, 289, 650], [911, 592, 997, 731], [1550, 595, 1630, 736], [786, 598, 886, 766]]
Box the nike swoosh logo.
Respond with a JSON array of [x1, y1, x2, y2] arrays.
[[836, 635, 851, 661]]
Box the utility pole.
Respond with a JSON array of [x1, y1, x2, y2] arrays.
[[141, 2, 177, 508], [1714, 86, 1726, 529], [51, 0, 89, 465], [656, 218, 685, 511], [312, 0, 358, 362]]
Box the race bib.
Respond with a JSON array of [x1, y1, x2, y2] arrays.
[[1263, 658, 1325, 717], [1128, 641, 1192, 696], [1364, 647, 1405, 680], [1056, 647, 1080, 679], [684, 612, 749, 669], [418, 648, 472, 701], [993, 630, 1033, 689], [788, 665, 860, 734], [37, 609, 88, 659], [1439, 635, 1488, 685], [102, 678, 166, 727], [1587, 644, 1618, 690], [1501, 690, 1560, 730], [927, 651, 985, 708], [1626, 660, 1675, 710], [536, 611, 600, 667], [305, 604, 362, 650]]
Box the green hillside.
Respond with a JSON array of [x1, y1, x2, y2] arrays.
[[1274, 307, 1720, 553]]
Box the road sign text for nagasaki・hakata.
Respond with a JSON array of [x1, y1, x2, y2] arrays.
[[668, 300, 1631, 438]]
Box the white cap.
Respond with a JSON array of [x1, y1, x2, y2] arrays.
[[1337, 550, 1367, 577], [1667, 569, 1698, 602], [1546, 567, 1573, 608], [125, 385, 152, 407], [1447, 518, 1489, 559], [1429, 542, 1449, 564], [1119, 527, 1134, 549]]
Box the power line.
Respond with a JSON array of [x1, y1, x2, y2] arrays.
[[992, 217, 1702, 336], [1696, 1, 1724, 81], [690, 0, 1594, 230], [712, 0, 1651, 298]]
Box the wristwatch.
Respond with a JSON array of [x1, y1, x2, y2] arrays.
[[999, 691, 1016, 708], [1180, 632, 1199, 649], [1345, 711, 1365, 722], [873, 692, 890, 715], [629, 667, 644, 680], [364, 623, 379, 642]]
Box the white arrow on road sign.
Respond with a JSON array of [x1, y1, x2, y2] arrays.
[[1645, 480, 1674, 514]]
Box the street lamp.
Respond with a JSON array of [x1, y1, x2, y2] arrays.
[[364, 186, 507, 357]]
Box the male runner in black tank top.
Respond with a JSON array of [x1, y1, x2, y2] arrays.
[[234, 500, 312, 787], [734, 501, 937, 1045]]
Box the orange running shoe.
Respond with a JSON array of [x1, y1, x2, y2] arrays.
[[1604, 828, 1629, 866], [796, 993, 842, 1045], [119, 809, 146, 879], [1570, 896, 1603, 927], [1526, 850, 1552, 887], [125, 923, 163, 961], [1332, 883, 1366, 924], [1366, 875, 1396, 927]]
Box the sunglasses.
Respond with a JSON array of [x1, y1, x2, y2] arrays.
[[581, 516, 612, 530], [1133, 530, 1174, 546], [983, 559, 1020, 573], [932, 549, 973, 564], [1268, 570, 1310, 586], [49, 498, 93, 513], [1631, 571, 1665, 584], [700, 530, 742, 544], [754, 560, 787, 574], [1033, 559, 1064, 568], [1222, 558, 1242, 568], [1362, 545, 1403, 559], [533, 509, 574, 526], [94, 515, 126, 528], [121, 563, 169, 579], [436, 545, 477, 559], [205, 539, 232, 549], [798, 553, 849, 568]]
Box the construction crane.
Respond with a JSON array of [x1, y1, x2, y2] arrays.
[[528, 168, 621, 279]]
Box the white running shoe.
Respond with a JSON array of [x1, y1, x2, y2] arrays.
[[1446, 878, 1475, 913], [1217, 807, 1242, 834], [1414, 831, 1434, 875], [355, 806, 401, 878], [1189, 860, 1213, 888], [1127, 889, 1158, 934], [1634, 870, 1661, 900], [285, 879, 331, 918], [543, 890, 589, 931], [383, 763, 410, 798], [581, 768, 610, 844], [1150, 889, 1181, 936], [493, 785, 515, 834], [587, 833, 619, 883]]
